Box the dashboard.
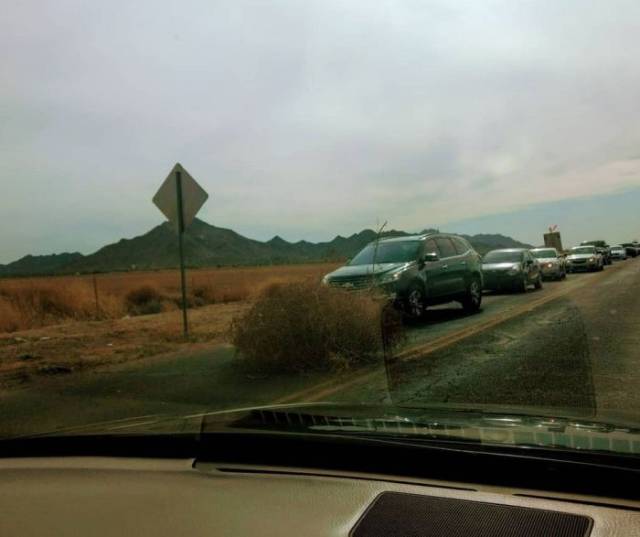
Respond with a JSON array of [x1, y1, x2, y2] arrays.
[[0, 457, 638, 536]]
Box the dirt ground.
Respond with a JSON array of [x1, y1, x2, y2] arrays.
[[0, 301, 247, 391]]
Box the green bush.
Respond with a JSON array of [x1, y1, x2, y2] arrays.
[[230, 280, 403, 373]]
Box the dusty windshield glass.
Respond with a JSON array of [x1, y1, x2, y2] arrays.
[[483, 251, 522, 263], [571, 247, 596, 255], [532, 249, 556, 259], [349, 241, 420, 265], [1, 1, 640, 459]]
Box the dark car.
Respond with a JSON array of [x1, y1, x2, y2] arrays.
[[482, 248, 543, 292], [580, 240, 612, 265], [621, 243, 639, 258], [322, 233, 483, 318]]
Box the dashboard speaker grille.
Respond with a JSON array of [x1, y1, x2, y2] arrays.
[[351, 492, 592, 537]]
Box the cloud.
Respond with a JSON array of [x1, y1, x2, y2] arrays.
[[1, 0, 640, 261]]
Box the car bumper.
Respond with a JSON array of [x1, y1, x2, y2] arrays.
[[566, 262, 598, 271], [482, 271, 521, 290], [540, 265, 562, 278]]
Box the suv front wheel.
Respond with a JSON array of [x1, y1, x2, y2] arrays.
[[461, 276, 482, 313], [404, 284, 426, 320]]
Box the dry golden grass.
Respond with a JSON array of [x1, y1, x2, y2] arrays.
[[0, 263, 338, 333]]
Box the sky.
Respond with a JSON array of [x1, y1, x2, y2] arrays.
[[2, 0, 640, 263]]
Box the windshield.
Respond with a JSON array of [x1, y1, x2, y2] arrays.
[[2, 1, 640, 462], [571, 247, 596, 255], [349, 241, 420, 265], [483, 251, 522, 263], [531, 249, 556, 259]]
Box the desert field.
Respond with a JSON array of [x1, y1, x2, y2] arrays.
[[0, 263, 341, 389], [0, 263, 339, 333]]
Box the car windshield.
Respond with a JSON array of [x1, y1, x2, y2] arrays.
[[483, 251, 522, 263], [531, 249, 556, 259], [2, 1, 640, 462], [349, 241, 420, 265]]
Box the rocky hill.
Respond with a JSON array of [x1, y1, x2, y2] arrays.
[[0, 219, 532, 276]]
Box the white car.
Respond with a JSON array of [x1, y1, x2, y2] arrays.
[[610, 245, 628, 260], [566, 245, 603, 272], [530, 247, 567, 280]]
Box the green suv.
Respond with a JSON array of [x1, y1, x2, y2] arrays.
[[322, 233, 483, 318]]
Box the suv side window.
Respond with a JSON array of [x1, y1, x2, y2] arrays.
[[435, 237, 457, 258], [452, 237, 469, 255], [424, 238, 438, 255]]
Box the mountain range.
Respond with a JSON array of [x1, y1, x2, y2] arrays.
[[0, 219, 533, 277]]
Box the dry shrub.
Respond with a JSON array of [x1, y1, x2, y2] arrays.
[[125, 285, 163, 315], [0, 297, 26, 333], [230, 280, 403, 373]]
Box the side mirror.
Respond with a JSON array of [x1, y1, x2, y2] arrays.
[[526, 259, 533, 266], [423, 252, 439, 263]]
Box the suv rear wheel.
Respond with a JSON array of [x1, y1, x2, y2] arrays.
[[461, 276, 482, 313]]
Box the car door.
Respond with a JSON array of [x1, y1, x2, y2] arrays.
[[524, 251, 538, 283], [422, 238, 448, 298], [434, 236, 460, 295], [450, 236, 473, 293]]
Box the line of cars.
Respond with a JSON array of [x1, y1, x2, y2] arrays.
[[322, 232, 639, 320]]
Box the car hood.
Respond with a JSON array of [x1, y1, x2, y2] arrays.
[[482, 262, 519, 271], [327, 262, 411, 278], [567, 254, 594, 260], [7, 402, 640, 457], [536, 257, 558, 263], [199, 402, 640, 456]]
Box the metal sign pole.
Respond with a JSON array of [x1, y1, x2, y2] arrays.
[[175, 169, 189, 337], [153, 162, 207, 338]]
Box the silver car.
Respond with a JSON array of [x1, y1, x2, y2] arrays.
[[610, 245, 628, 260], [566, 245, 603, 273], [530, 247, 566, 280]]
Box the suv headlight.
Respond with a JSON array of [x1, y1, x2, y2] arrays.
[[588, 256, 595, 262], [379, 270, 403, 284], [507, 264, 521, 275], [322, 275, 331, 286]]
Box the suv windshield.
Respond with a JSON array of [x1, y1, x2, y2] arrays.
[[483, 251, 522, 263], [571, 247, 596, 255], [531, 249, 556, 259], [349, 241, 420, 265]]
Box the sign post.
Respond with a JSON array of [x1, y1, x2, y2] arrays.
[[153, 163, 208, 338]]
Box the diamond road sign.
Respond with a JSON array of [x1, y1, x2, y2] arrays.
[[153, 163, 208, 231]]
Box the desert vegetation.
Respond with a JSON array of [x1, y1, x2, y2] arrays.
[[230, 281, 404, 373], [0, 263, 338, 333]]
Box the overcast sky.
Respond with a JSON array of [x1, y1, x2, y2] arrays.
[[2, 0, 640, 263]]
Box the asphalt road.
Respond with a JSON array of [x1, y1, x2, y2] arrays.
[[1, 258, 639, 437]]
